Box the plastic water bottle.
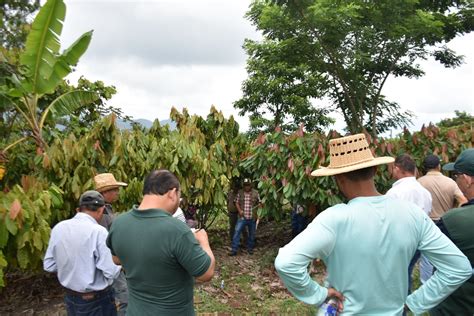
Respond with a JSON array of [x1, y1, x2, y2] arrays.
[[220, 280, 225, 290], [316, 298, 339, 316]]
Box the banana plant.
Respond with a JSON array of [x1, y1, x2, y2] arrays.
[[1, 0, 97, 157]]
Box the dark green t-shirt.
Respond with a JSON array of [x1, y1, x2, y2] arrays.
[[106, 208, 211, 316], [431, 204, 474, 315]]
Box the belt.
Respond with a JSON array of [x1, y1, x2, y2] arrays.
[[64, 286, 111, 300]]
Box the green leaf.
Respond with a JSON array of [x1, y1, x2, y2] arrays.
[[39, 90, 98, 130], [4, 217, 18, 235], [20, 0, 66, 93], [33, 232, 43, 250], [45, 31, 93, 92], [17, 247, 29, 269], [0, 223, 8, 248]]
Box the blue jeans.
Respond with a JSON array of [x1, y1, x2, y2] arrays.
[[231, 218, 256, 252], [65, 287, 117, 316]]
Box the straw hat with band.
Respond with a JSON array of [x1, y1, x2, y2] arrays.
[[311, 134, 394, 177], [94, 173, 127, 193]]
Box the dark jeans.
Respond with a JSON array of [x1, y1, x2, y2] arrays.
[[65, 287, 117, 316], [408, 250, 421, 294], [291, 211, 308, 238], [229, 212, 248, 243], [231, 218, 256, 252]]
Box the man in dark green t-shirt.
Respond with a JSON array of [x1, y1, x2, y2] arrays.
[[431, 149, 474, 315], [107, 170, 215, 315]]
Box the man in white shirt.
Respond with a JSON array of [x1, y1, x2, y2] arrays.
[[44, 190, 121, 316], [387, 154, 432, 292]]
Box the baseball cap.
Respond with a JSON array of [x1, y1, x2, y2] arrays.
[[79, 190, 106, 207], [442, 148, 474, 176], [423, 154, 440, 170], [243, 178, 252, 185]]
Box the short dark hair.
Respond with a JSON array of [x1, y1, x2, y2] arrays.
[[341, 166, 376, 182], [395, 154, 416, 174], [423, 154, 440, 170], [143, 170, 180, 195]]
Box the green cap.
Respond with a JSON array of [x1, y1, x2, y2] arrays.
[[442, 148, 474, 176]]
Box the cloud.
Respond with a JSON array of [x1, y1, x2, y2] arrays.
[[62, 0, 258, 66], [69, 57, 250, 128]]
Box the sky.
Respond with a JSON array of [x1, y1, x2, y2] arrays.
[[60, 0, 474, 133]]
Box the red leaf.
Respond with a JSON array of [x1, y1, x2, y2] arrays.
[[317, 143, 325, 161], [387, 143, 393, 155], [9, 199, 22, 220], [296, 124, 304, 137], [287, 158, 295, 173], [94, 140, 101, 150]]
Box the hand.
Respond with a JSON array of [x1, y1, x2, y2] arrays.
[[194, 229, 210, 246], [327, 287, 344, 313], [238, 212, 244, 218]]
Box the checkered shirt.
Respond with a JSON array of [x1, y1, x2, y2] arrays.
[[235, 191, 253, 219]]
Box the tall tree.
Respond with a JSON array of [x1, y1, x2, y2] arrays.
[[0, 0, 40, 50], [236, 0, 473, 136]]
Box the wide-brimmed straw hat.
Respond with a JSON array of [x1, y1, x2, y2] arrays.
[[94, 173, 127, 192], [311, 133, 394, 177]]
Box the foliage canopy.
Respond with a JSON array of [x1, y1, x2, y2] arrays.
[[236, 0, 473, 136]]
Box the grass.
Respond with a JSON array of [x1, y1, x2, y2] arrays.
[[194, 213, 316, 315]]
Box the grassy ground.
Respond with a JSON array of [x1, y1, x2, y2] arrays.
[[194, 214, 321, 315]]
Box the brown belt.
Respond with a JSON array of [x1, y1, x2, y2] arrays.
[[64, 286, 111, 300]]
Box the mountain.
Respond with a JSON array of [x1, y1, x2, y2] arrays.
[[116, 118, 176, 130]]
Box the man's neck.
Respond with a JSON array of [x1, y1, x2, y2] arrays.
[[344, 180, 381, 201], [395, 174, 415, 181], [138, 195, 171, 214]]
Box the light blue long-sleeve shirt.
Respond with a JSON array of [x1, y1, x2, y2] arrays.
[[275, 195, 471, 315], [44, 212, 121, 292]]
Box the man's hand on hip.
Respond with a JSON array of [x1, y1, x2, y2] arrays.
[[327, 287, 345, 313]]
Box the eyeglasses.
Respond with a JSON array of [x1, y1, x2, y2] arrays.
[[452, 173, 462, 181]]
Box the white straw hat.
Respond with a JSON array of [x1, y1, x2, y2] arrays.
[[311, 133, 394, 177]]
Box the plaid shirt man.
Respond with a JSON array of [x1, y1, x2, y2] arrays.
[[235, 191, 254, 219]]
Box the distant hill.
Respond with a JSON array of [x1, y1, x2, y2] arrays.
[[116, 118, 176, 130]]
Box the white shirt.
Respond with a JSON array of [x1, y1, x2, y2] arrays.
[[173, 207, 186, 223], [387, 177, 432, 215], [44, 212, 121, 292]]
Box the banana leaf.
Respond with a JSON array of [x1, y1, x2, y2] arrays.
[[39, 90, 98, 130], [20, 0, 66, 94], [19, 0, 93, 95]]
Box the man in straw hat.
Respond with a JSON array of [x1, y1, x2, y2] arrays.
[[94, 173, 128, 315], [274, 134, 471, 315], [430, 148, 474, 315], [94, 173, 128, 230]]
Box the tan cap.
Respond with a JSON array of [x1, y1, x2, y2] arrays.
[[311, 133, 394, 177], [94, 173, 127, 192]]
